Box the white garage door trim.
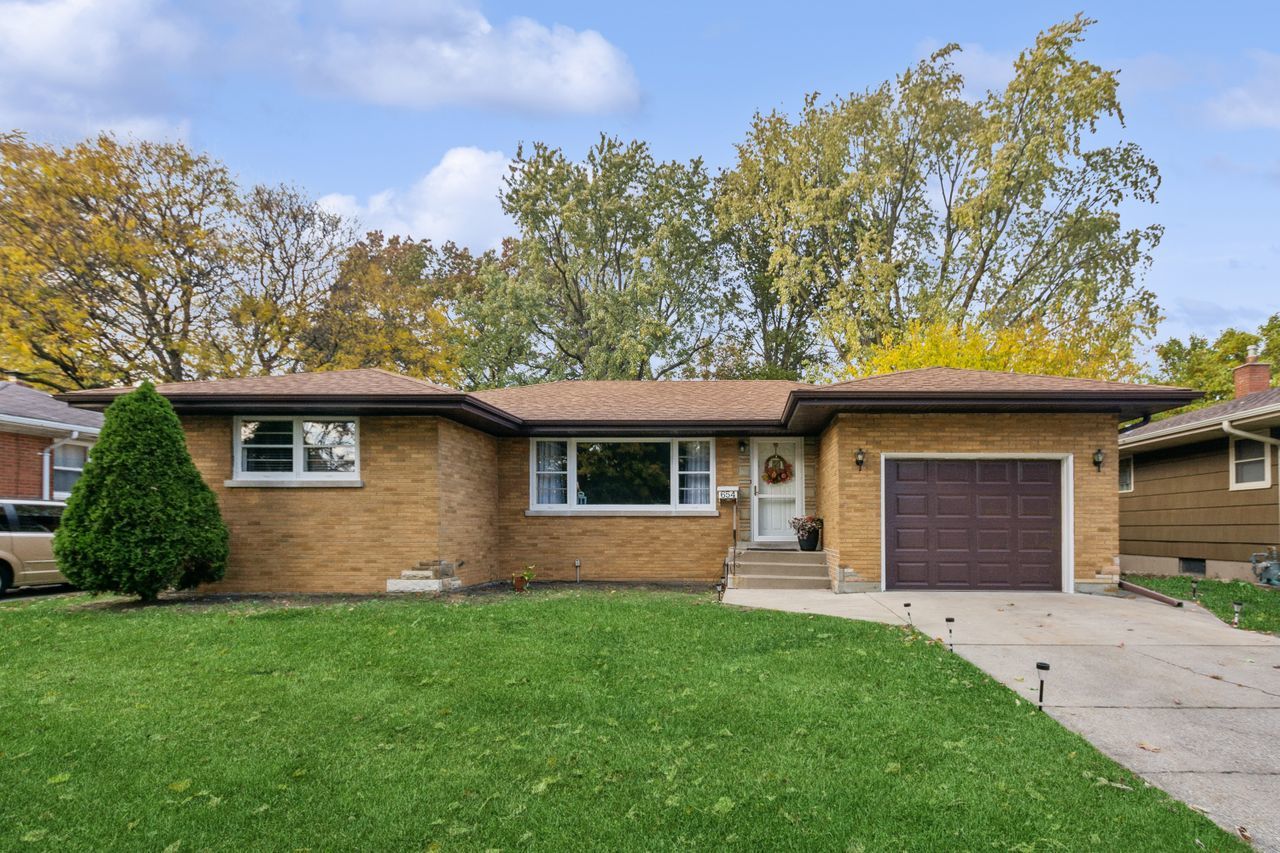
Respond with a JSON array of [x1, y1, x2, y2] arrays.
[[879, 452, 1075, 594]]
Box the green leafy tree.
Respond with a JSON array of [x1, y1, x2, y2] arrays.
[[54, 382, 228, 601], [498, 135, 730, 380], [1152, 314, 1280, 408], [716, 15, 1162, 378]]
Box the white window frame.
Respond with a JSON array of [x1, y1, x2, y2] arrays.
[[1118, 456, 1134, 494], [51, 440, 92, 500], [232, 416, 361, 482], [527, 437, 716, 515], [1229, 436, 1272, 491]]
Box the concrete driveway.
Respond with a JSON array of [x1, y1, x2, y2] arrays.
[[724, 587, 1280, 850]]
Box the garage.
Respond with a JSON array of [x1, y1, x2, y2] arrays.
[[885, 458, 1063, 590]]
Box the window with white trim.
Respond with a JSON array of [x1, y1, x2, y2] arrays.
[[1229, 437, 1271, 490], [52, 442, 90, 498], [530, 438, 715, 510], [1118, 456, 1134, 493], [234, 417, 359, 480]]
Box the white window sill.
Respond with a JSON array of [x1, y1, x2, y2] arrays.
[[224, 479, 364, 489], [1228, 480, 1271, 492], [524, 508, 719, 518]]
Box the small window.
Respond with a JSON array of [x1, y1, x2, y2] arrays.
[[12, 503, 63, 534], [534, 440, 568, 505], [1229, 437, 1271, 490], [1178, 557, 1206, 576], [52, 443, 90, 497], [677, 440, 712, 505], [234, 417, 359, 480], [1118, 456, 1134, 493]]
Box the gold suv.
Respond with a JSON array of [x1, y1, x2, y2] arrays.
[[0, 500, 67, 592]]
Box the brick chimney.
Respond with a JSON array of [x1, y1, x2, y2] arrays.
[[1234, 344, 1273, 398]]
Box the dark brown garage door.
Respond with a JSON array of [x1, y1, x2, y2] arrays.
[[886, 458, 1062, 591]]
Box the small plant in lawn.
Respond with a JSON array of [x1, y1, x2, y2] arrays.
[[54, 381, 229, 601], [513, 564, 537, 592]]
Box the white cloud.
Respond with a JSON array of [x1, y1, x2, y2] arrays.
[[319, 146, 511, 251], [1207, 50, 1280, 129], [916, 39, 1015, 98], [285, 2, 640, 114], [0, 0, 195, 138]]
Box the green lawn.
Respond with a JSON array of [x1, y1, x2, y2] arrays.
[[0, 588, 1242, 851], [1125, 574, 1280, 636]]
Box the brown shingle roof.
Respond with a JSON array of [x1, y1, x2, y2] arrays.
[[818, 366, 1190, 395], [60, 368, 455, 400], [1121, 385, 1280, 442], [472, 380, 807, 423]]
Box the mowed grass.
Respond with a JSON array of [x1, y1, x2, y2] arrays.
[[0, 588, 1243, 851], [1126, 573, 1280, 636]]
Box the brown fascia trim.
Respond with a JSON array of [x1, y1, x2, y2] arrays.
[[782, 389, 1204, 426], [519, 419, 790, 437]]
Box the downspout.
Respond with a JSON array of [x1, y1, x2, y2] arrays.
[[41, 431, 81, 500], [1222, 420, 1280, 548]]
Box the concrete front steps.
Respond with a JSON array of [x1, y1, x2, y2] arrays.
[[386, 561, 462, 593], [731, 548, 828, 590]]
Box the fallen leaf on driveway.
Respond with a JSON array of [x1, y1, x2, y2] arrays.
[[1238, 827, 1252, 842], [1138, 742, 1161, 753]]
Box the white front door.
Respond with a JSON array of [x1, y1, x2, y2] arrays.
[[751, 438, 804, 542]]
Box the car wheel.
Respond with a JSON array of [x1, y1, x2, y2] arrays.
[[0, 562, 12, 594]]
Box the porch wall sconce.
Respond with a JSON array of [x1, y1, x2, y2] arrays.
[[1092, 448, 1105, 471], [738, 439, 749, 454], [855, 447, 866, 470]]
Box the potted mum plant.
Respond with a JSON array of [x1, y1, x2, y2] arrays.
[[790, 516, 823, 552], [512, 565, 536, 592]]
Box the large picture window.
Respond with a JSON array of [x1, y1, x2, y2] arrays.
[[530, 438, 715, 511], [234, 417, 359, 481]]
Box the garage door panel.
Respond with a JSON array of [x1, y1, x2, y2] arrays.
[[886, 458, 1062, 591]]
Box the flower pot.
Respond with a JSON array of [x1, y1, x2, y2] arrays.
[[797, 529, 820, 552], [512, 574, 528, 592]]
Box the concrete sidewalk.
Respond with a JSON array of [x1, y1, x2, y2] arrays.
[[724, 587, 1280, 850]]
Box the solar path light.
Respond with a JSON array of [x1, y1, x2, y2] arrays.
[[1233, 601, 1243, 628], [903, 602, 912, 627], [1036, 662, 1051, 710]]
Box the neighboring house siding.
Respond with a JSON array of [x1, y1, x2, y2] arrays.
[[819, 413, 1120, 586], [1120, 437, 1280, 565], [183, 415, 445, 593], [0, 430, 49, 499], [495, 436, 739, 583]]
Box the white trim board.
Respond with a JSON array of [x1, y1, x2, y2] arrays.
[[879, 453, 1075, 594]]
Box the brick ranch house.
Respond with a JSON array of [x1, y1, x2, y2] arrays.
[[62, 367, 1196, 595], [1, 380, 102, 500]]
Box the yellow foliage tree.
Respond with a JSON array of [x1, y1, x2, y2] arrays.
[[851, 320, 1143, 381]]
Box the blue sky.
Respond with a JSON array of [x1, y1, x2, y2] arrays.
[[3, 1, 1278, 351]]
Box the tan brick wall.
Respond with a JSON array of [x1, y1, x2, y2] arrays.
[[496, 437, 739, 583], [817, 413, 1120, 586], [183, 415, 442, 593], [436, 420, 500, 586], [816, 421, 842, 581]]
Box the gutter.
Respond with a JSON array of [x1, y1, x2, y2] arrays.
[[1120, 399, 1280, 448], [1222, 419, 1280, 548], [0, 413, 101, 436]]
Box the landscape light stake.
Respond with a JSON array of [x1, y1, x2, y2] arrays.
[[945, 617, 955, 652], [1036, 662, 1050, 710], [903, 602, 912, 627], [1233, 601, 1243, 628], [1191, 579, 1199, 600], [714, 581, 725, 603]]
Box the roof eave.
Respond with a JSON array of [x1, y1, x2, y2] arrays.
[[1120, 401, 1280, 451]]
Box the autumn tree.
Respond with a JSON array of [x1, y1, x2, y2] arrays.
[[0, 133, 239, 390], [303, 232, 462, 383], [716, 15, 1162, 378], [497, 135, 731, 380]]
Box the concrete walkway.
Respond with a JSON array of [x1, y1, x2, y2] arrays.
[[724, 587, 1280, 850]]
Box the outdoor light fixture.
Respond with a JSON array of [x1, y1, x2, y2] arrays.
[[1233, 600, 1243, 628], [903, 602, 912, 627], [738, 440, 748, 454], [1036, 662, 1050, 710], [714, 581, 726, 603], [855, 447, 866, 470], [1092, 448, 1105, 471], [945, 617, 955, 652], [1191, 579, 1199, 600]]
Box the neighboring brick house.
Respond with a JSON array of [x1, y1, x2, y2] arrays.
[[0, 381, 103, 500], [61, 367, 1195, 595], [1119, 351, 1280, 581]]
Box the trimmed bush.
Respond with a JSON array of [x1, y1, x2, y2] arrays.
[[55, 382, 228, 600]]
